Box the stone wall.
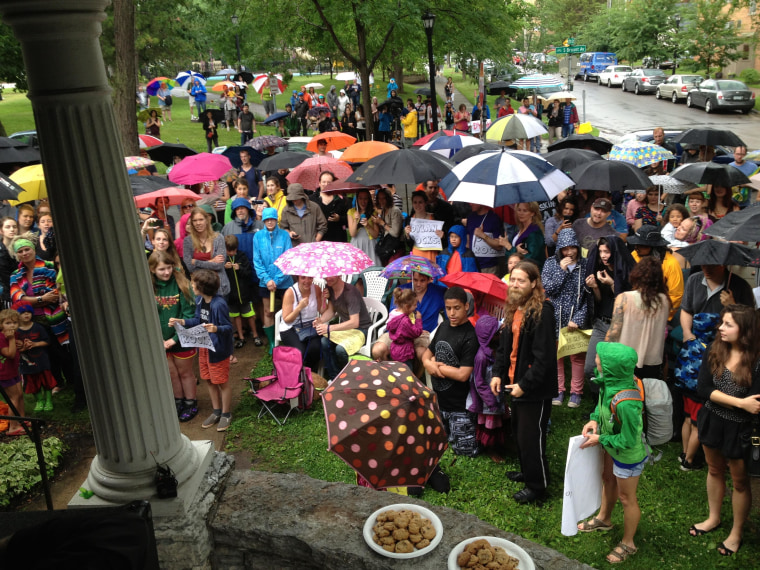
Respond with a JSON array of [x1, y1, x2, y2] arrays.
[[210, 470, 592, 570]]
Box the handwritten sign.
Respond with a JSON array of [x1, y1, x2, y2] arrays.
[[175, 323, 216, 351], [471, 232, 500, 258], [410, 218, 444, 251], [469, 119, 491, 134], [557, 327, 592, 360]]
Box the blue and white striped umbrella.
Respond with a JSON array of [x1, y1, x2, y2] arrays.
[[440, 149, 575, 208], [175, 71, 206, 88], [420, 135, 483, 158], [508, 74, 565, 89]]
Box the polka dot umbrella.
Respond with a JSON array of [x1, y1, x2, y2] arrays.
[[322, 360, 448, 490]]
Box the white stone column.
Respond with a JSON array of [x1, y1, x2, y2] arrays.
[[0, 0, 212, 513]]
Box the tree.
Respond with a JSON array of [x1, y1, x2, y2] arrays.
[[112, 0, 138, 156], [0, 21, 27, 91], [538, 0, 607, 45], [679, 0, 746, 75]]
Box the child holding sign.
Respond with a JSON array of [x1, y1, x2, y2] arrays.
[[170, 269, 234, 431]]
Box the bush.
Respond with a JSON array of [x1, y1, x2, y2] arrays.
[[0, 436, 66, 507], [739, 68, 760, 85]]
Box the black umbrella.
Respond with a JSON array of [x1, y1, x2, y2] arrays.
[[129, 175, 176, 196], [146, 143, 198, 166], [414, 87, 431, 96], [0, 146, 41, 168], [234, 72, 253, 84], [547, 133, 613, 156], [569, 160, 652, 192], [452, 142, 503, 163], [221, 146, 266, 169], [672, 128, 744, 148], [676, 240, 760, 267], [0, 171, 23, 200], [258, 151, 314, 171], [487, 81, 516, 96], [347, 149, 453, 186], [0, 137, 30, 149], [545, 148, 604, 172], [703, 204, 760, 242], [201, 109, 225, 125], [671, 162, 750, 188]]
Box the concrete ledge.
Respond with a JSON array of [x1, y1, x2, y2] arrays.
[[211, 471, 592, 570]]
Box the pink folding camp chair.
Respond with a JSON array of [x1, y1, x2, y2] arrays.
[[247, 346, 314, 425]]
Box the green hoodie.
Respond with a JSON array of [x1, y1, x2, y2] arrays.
[[590, 342, 647, 466], [154, 276, 196, 347]]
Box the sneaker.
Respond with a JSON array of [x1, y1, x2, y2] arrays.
[[568, 393, 582, 408], [217, 415, 232, 432], [678, 452, 686, 467], [552, 392, 565, 406], [201, 413, 221, 429], [680, 458, 703, 472]]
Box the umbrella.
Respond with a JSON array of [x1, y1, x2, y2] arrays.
[[320, 181, 381, 195], [420, 135, 483, 159], [0, 141, 40, 167], [252, 74, 285, 94], [167, 152, 233, 185], [9, 164, 46, 203], [0, 172, 23, 201], [274, 241, 373, 278], [303, 82, 324, 89], [306, 132, 357, 153], [146, 143, 198, 166], [245, 135, 288, 152], [124, 156, 154, 170], [258, 151, 314, 171], [322, 359, 448, 490], [440, 149, 574, 207], [200, 108, 225, 124], [414, 87, 432, 96], [544, 148, 603, 172], [218, 68, 237, 76], [234, 71, 254, 84], [220, 146, 266, 170], [484, 114, 547, 142], [676, 240, 760, 267], [608, 140, 674, 169], [413, 129, 459, 147], [540, 91, 577, 102], [211, 81, 236, 92], [569, 160, 652, 192], [339, 141, 398, 163], [647, 175, 698, 195], [347, 149, 454, 186], [137, 108, 162, 122], [168, 87, 189, 98], [307, 105, 332, 119], [335, 71, 356, 81], [145, 77, 177, 96], [381, 255, 444, 279], [672, 127, 744, 148], [0, 137, 31, 149], [263, 111, 290, 125], [286, 156, 353, 189], [546, 133, 613, 155], [670, 162, 750, 188], [487, 81, 515, 96], [138, 134, 163, 149], [509, 74, 565, 89], [704, 205, 760, 242], [133, 187, 201, 209], [175, 71, 205, 88], [440, 271, 507, 301], [129, 174, 176, 196], [451, 142, 504, 164]]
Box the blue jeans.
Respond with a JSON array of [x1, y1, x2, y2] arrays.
[[320, 327, 368, 379], [240, 131, 253, 145], [195, 100, 207, 117], [561, 123, 573, 138]]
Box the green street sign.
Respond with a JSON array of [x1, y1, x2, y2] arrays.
[[568, 37, 576, 46], [556, 45, 586, 54]]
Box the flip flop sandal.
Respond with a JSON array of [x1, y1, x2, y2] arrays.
[[607, 542, 637, 564], [234, 339, 245, 349], [689, 523, 720, 536], [718, 540, 741, 557], [578, 517, 613, 533], [253, 336, 263, 347], [229, 355, 238, 364], [6, 427, 26, 436]]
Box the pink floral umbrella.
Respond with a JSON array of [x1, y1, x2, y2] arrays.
[[167, 152, 233, 185], [286, 156, 353, 190], [274, 241, 373, 278]]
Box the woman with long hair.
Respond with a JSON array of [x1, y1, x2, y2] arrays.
[[371, 96, 379, 135], [404, 190, 438, 262], [372, 187, 404, 265], [182, 207, 229, 297], [347, 188, 380, 266], [263, 177, 287, 220], [312, 171, 348, 243], [145, 109, 161, 138], [707, 185, 739, 220], [0, 217, 17, 308], [500, 202, 546, 270], [280, 275, 323, 369], [690, 304, 760, 557], [150, 228, 182, 266], [605, 256, 670, 378], [686, 192, 713, 237], [355, 104, 366, 142], [341, 102, 356, 138], [454, 103, 470, 132], [545, 196, 579, 257], [632, 187, 665, 231]]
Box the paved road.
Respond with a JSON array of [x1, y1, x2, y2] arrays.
[[572, 78, 760, 148]]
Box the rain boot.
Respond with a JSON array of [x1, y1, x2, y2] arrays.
[[34, 391, 45, 412], [263, 326, 275, 356], [43, 388, 54, 411]]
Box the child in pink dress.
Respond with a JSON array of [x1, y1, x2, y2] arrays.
[[386, 288, 422, 368]]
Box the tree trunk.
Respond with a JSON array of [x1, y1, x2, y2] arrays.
[[359, 66, 374, 141], [113, 0, 138, 156]]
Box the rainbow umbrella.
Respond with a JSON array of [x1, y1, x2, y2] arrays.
[[608, 140, 674, 169], [381, 255, 444, 279], [124, 156, 154, 170], [146, 77, 177, 96]]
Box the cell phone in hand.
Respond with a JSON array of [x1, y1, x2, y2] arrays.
[[503, 387, 513, 394]]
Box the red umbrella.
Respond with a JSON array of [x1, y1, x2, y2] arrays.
[[440, 271, 507, 301], [323, 360, 448, 489], [286, 155, 353, 190], [252, 74, 286, 95], [167, 153, 233, 185], [413, 129, 461, 147], [306, 131, 356, 153], [133, 187, 201, 209]]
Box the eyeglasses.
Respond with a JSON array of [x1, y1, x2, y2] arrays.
[[181, 204, 194, 210]]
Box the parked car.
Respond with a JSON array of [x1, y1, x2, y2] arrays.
[[655, 74, 704, 103], [686, 79, 756, 114], [576, 52, 617, 82], [597, 65, 633, 87], [9, 130, 39, 149], [622, 69, 667, 95]]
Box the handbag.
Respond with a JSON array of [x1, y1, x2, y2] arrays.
[[164, 94, 173, 106], [375, 225, 402, 264], [746, 416, 760, 478]]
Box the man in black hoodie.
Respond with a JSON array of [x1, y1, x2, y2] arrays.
[[295, 92, 309, 136]]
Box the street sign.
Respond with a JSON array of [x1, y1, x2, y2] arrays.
[[556, 45, 586, 54], [269, 76, 281, 95], [568, 37, 576, 46]]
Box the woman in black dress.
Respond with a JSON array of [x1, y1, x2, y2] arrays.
[[310, 171, 348, 242]]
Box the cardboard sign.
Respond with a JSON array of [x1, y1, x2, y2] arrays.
[[175, 323, 216, 351], [557, 327, 592, 360], [410, 218, 444, 251], [471, 232, 500, 258]]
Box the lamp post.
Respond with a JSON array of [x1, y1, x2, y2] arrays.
[[231, 14, 242, 70], [672, 13, 680, 75], [422, 11, 438, 133]]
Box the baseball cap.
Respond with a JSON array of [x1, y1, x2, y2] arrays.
[[592, 198, 612, 212]]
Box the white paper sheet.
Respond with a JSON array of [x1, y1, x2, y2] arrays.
[[174, 323, 215, 351], [561, 435, 603, 536]]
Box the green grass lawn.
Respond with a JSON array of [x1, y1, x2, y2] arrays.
[[228, 354, 759, 568]]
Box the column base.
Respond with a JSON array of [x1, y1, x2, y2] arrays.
[[68, 440, 214, 517]]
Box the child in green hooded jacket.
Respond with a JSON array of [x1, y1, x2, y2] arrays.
[[577, 341, 646, 564]]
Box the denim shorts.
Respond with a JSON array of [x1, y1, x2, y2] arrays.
[[612, 458, 646, 479]]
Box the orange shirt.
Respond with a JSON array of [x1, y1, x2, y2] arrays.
[[508, 308, 523, 384]]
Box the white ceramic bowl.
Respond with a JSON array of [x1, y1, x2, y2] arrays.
[[447, 536, 535, 570], [363, 503, 443, 559]]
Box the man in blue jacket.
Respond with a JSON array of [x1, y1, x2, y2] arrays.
[[190, 79, 207, 118]]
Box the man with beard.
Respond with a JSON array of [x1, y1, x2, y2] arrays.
[[490, 261, 557, 504]]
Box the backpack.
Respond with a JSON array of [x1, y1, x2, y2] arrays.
[[610, 376, 673, 449]]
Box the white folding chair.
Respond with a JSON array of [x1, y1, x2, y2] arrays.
[[356, 297, 388, 357]]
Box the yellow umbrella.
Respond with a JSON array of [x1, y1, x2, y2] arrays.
[[9, 164, 46, 205]]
